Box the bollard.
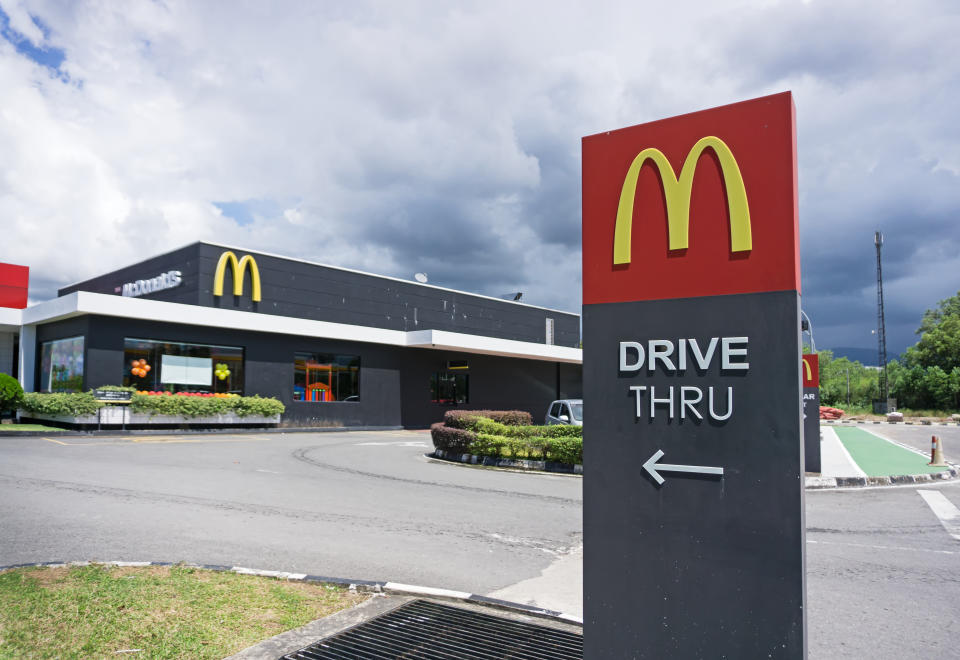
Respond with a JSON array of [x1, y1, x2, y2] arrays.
[[929, 435, 947, 467]]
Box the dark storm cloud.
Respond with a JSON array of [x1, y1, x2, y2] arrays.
[[3, 1, 958, 348], [697, 0, 960, 356]]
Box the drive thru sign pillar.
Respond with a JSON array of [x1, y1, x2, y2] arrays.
[[582, 92, 806, 658]]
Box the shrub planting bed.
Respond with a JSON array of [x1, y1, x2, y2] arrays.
[[431, 409, 582, 466], [18, 388, 285, 428]]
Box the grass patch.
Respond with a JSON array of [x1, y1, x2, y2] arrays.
[[0, 423, 64, 432], [0, 564, 367, 659]]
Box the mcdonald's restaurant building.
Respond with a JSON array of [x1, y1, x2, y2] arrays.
[[10, 242, 582, 428]]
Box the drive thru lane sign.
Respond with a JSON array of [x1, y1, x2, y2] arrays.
[[582, 91, 806, 658]]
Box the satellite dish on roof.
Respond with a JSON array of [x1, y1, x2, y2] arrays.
[[414, 273, 428, 283]]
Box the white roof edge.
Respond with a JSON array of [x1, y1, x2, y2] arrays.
[[21, 293, 583, 364], [58, 240, 581, 318], [405, 329, 582, 364], [0, 307, 23, 329]]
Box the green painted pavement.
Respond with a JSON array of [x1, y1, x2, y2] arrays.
[[834, 426, 949, 477]]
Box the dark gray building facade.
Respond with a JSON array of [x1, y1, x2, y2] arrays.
[[23, 242, 582, 428]]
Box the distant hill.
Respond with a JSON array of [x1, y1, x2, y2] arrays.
[[824, 347, 899, 366]]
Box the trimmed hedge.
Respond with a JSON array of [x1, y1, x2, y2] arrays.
[[431, 412, 582, 465], [444, 409, 532, 429], [429, 422, 476, 453], [131, 393, 285, 418], [20, 391, 285, 419], [21, 392, 102, 416]]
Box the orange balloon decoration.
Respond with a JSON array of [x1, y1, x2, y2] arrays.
[[129, 358, 152, 378]]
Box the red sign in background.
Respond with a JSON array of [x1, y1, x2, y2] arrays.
[[802, 353, 820, 388], [582, 92, 800, 305], [0, 262, 29, 309]]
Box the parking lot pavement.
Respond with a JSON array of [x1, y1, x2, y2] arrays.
[[856, 423, 960, 459], [3, 429, 959, 658], [0, 430, 581, 597]]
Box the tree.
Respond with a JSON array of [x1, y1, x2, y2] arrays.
[[889, 291, 960, 411], [906, 291, 960, 371], [812, 350, 879, 409], [0, 373, 24, 421]]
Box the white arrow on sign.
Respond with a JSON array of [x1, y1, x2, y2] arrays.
[[642, 449, 724, 486]]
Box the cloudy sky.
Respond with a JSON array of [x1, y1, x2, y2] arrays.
[[0, 0, 957, 358]]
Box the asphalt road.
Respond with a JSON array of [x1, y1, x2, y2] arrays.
[[0, 430, 581, 596], [2, 428, 959, 659]]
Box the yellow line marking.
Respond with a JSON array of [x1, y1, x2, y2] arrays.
[[130, 435, 269, 444], [41, 435, 268, 446]]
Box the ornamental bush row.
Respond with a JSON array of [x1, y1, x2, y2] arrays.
[[468, 432, 583, 465], [131, 393, 284, 418], [19, 390, 285, 418], [443, 409, 533, 428], [429, 422, 476, 453], [431, 412, 582, 466]]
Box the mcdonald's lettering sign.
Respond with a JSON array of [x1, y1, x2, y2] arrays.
[[613, 136, 751, 265], [583, 91, 800, 305], [213, 251, 261, 302], [802, 353, 820, 388]]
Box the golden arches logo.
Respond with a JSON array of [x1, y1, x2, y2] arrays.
[[613, 136, 752, 265], [802, 356, 813, 381], [213, 251, 261, 302]]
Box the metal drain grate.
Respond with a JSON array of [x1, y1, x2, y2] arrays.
[[282, 599, 583, 659]]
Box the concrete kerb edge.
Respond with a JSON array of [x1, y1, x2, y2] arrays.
[[431, 449, 583, 475], [822, 419, 960, 426], [0, 560, 584, 627], [804, 465, 960, 489]]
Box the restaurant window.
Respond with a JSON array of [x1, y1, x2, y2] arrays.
[[294, 353, 360, 402], [40, 336, 84, 392], [431, 372, 469, 404], [122, 338, 244, 394]]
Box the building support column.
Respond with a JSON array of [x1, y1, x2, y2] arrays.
[[18, 324, 35, 392]]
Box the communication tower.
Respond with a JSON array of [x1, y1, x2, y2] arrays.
[[875, 231, 888, 404]]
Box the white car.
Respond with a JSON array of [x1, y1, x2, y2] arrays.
[[545, 399, 583, 426]]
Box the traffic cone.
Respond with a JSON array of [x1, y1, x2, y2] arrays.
[[929, 435, 947, 467]]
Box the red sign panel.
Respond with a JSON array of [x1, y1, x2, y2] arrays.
[[802, 353, 819, 388], [582, 92, 800, 304], [0, 262, 29, 309]]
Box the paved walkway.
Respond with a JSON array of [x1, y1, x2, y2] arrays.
[[819, 426, 865, 478]]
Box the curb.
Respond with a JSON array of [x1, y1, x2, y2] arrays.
[[822, 419, 960, 426], [0, 560, 584, 626], [804, 465, 960, 489], [432, 449, 582, 475]]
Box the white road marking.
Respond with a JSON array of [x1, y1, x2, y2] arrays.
[[355, 441, 430, 448], [255, 469, 280, 474], [861, 427, 933, 458], [918, 489, 960, 541], [806, 539, 956, 555]]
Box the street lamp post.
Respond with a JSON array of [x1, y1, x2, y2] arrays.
[[800, 309, 816, 353]]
